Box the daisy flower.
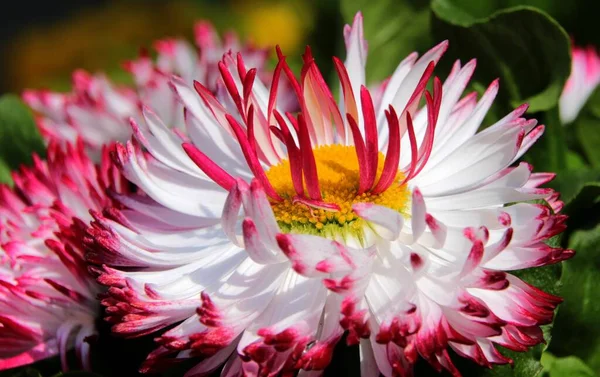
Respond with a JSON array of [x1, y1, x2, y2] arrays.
[[0, 140, 127, 371], [22, 21, 272, 154], [559, 44, 600, 124], [86, 12, 572, 377]]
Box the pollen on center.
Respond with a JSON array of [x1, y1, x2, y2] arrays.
[[265, 145, 411, 238]]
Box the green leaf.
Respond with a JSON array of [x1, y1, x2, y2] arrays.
[[572, 88, 600, 168], [430, 0, 579, 22], [550, 169, 600, 216], [0, 95, 46, 176], [566, 151, 588, 171], [542, 353, 598, 377], [0, 158, 13, 185], [427, 0, 597, 47], [340, 0, 432, 82], [588, 87, 600, 120], [431, 3, 571, 113], [549, 224, 600, 372], [525, 107, 568, 173], [575, 116, 600, 168], [570, 85, 600, 169]]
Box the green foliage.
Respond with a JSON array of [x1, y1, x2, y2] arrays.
[[551, 169, 600, 218], [574, 88, 600, 168], [0, 94, 46, 184], [430, 0, 576, 22], [526, 107, 568, 173], [455, 344, 546, 377], [340, 0, 432, 82], [549, 224, 600, 372], [431, 3, 571, 113], [0, 159, 13, 185], [588, 88, 600, 119], [575, 117, 600, 167], [542, 354, 599, 377]]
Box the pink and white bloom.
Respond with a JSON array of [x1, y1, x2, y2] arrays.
[[559, 44, 600, 124], [22, 21, 271, 154], [0, 140, 127, 371], [86, 12, 572, 377]]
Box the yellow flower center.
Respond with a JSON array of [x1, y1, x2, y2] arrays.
[[265, 145, 410, 239]]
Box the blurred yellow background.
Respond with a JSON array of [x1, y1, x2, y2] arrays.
[[2, 0, 333, 94]]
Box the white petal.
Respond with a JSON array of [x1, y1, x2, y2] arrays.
[[360, 339, 381, 377], [411, 188, 426, 242], [424, 187, 547, 211], [121, 143, 226, 218], [276, 233, 356, 277], [353, 203, 404, 241]]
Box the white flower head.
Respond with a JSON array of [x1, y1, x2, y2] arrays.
[[87, 12, 572, 377], [22, 21, 277, 155], [0, 141, 128, 371]]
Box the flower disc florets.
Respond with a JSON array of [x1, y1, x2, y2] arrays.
[[267, 144, 410, 239]]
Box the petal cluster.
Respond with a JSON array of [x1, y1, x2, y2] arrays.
[[0, 140, 127, 371], [22, 21, 274, 154], [82, 12, 572, 377]]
